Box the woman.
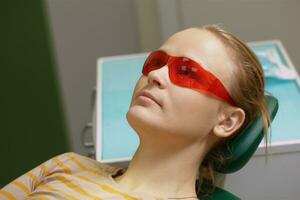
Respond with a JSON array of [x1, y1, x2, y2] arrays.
[[0, 24, 270, 200]]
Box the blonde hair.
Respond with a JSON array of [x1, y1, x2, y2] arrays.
[[196, 24, 272, 195]]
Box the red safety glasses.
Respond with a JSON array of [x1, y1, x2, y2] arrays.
[[142, 50, 236, 106]]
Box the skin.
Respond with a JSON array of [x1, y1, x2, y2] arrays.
[[114, 28, 245, 199]]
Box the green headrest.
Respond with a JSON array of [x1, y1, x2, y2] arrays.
[[214, 95, 279, 173]]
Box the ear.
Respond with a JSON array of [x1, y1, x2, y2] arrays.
[[213, 107, 245, 138]]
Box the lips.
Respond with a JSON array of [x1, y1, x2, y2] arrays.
[[137, 90, 161, 106]]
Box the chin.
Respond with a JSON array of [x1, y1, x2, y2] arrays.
[[126, 108, 162, 137], [126, 108, 148, 129], [126, 107, 143, 126]]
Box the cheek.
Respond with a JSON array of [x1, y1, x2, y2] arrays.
[[168, 90, 220, 137], [130, 76, 146, 106]]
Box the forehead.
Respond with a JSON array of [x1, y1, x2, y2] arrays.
[[159, 28, 235, 87]]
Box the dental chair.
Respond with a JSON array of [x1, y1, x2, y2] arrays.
[[197, 95, 279, 200]]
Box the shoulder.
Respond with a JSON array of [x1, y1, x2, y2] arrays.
[[52, 152, 124, 176]]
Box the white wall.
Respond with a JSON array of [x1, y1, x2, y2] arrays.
[[224, 152, 300, 200], [157, 0, 300, 73], [46, 0, 141, 155]]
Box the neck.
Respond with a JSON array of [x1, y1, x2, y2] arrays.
[[114, 138, 206, 199]]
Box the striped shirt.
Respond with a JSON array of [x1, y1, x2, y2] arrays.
[[0, 152, 163, 200]]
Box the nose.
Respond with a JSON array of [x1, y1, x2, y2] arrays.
[[147, 65, 168, 89]]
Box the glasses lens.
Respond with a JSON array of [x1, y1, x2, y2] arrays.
[[142, 51, 168, 76], [169, 56, 236, 106], [169, 57, 204, 87]]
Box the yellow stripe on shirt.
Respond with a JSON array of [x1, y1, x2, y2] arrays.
[[53, 157, 72, 174], [100, 183, 141, 200], [0, 190, 16, 200], [67, 153, 105, 177], [12, 180, 30, 195], [27, 193, 49, 200], [27, 172, 39, 188], [74, 174, 140, 200], [53, 175, 102, 200], [39, 184, 80, 200], [40, 163, 49, 177]]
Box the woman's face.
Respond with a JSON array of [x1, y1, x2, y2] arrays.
[[126, 28, 236, 144]]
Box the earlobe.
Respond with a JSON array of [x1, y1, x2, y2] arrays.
[[213, 125, 225, 137], [213, 108, 245, 138]]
